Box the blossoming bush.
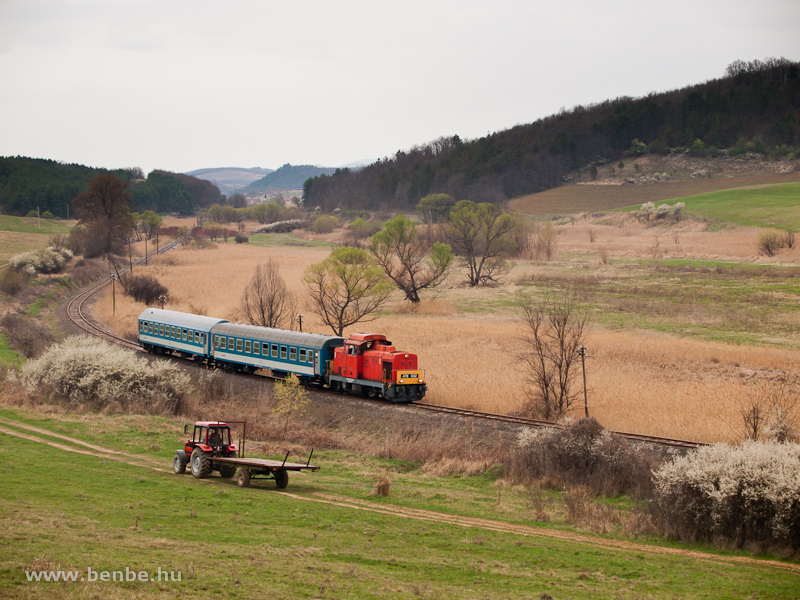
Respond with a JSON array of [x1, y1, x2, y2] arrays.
[[9, 246, 73, 276], [14, 336, 190, 414], [506, 418, 657, 498], [653, 441, 800, 549]]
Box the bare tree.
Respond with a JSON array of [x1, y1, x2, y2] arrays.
[[518, 293, 588, 420], [740, 383, 798, 442], [448, 200, 517, 286], [240, 258, 295, 329]]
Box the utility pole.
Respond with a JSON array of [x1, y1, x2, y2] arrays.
[[577, 345, 588, 417], [110, 274, 117, 315], [296, 314, 304, 332], [145, 235, 148, 266]]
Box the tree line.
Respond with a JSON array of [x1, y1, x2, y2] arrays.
[[0, 158, 224, 218], [303, 58, 800, 212]]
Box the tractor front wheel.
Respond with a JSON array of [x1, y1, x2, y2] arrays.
[[190, 448, 211, 479], [173, 453, 186, 474], [274, 469, 289, 489]]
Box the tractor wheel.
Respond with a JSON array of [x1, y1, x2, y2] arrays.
[[219, 464, 237, 478], [237, 468, 251, 488], [274, 469, 289, 489], [190, 448, 211, 479], [173, 453, 186, 474]]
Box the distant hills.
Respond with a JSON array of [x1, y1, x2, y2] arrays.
[[240, 164, 337, 195], [184, 167, 274, 196], [303, 57, 800, 213]]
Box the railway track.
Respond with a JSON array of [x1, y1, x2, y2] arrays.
[[63, 238, 706, 451], [65, 238, 182, 351]]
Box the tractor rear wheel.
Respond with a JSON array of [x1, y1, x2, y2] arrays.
[[219, 464, 237, 478], [237, 468, 251, 488], [190, 448, 211, 479], [173, 453, 186, 474], [274, 469, 289, 489]]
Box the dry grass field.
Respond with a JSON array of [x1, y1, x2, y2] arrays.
[[93, 214, 800, 444]]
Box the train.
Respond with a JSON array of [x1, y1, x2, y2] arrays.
[[137, 308, 427, 402]]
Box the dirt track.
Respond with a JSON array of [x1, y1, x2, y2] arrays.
[[1, 415, 798, 575]]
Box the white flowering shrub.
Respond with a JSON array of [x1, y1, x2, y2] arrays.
[[507, 418, 656, 497], [637, 202, 655, 221], [8, 247, 72, 275], [653, 441, 800, 549], [16, 336, 190, 414]]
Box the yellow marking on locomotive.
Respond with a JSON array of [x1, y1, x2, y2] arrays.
[[396, 370, 424, 385]]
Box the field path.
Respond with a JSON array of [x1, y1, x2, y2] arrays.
[[2, 415, 798, 575]]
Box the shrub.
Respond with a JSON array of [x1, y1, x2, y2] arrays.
[[757, 230, 786, 257], [0, 314, 54, 358], [637, 202, 655, 221], [505, 418, 657, 498], [41, 210, 54, 219], [311, 215, 340, 234], [8, 247, 72, 275], [653, 441, 800, 549], [0, 269, 29, 296], [13, 335, 190, 414], [234, 233, 249, 244], [123, 274, 168, 305]]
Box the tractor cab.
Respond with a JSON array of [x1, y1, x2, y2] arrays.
[[184, 421, 238, 458]]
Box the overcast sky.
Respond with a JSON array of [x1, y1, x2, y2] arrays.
[[1, 1, 798, 176]]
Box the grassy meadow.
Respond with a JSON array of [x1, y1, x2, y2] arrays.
[[1, 407, 798, 600], [0, 215, 74, 265]]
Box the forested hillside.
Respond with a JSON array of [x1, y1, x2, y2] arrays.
[[244, 163, 336, 194], [303, 58, 800, 212], [0, 157, 131, 218], [0, 158, 223, 218]]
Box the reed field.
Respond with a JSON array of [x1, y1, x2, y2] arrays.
[[91, 211, 800, 445]]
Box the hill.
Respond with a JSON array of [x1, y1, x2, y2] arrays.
[[242, 163, 336, 194], [303, 57, 800, 212], [0, 157, 132, 218], [185, 167, 273, 196]]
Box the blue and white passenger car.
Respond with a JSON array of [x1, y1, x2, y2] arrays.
[[138, 308, 229, 361], [209, 322, 344, 383]]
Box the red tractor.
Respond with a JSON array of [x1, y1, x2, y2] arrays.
[[173, 420, 320, 489], [173, 421, 239, 479]]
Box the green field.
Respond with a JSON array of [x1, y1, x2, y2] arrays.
[[651, 183, 800, 230], [0, 408, 797, 599]]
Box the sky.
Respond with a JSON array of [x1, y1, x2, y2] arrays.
[[1, 0, 799, 176]]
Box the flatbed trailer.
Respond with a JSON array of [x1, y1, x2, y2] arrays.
[[174, 420, 319, 489], [211, 453, 320, 488]]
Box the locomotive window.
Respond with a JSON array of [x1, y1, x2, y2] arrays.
[[214, 335, 219, 348], [158, 324, 163, 336], [149, 322, 153, 334], [280, 346, 287, 359], [245, 340, 251, 353], [169, 326, 174, 338], [236, 339, 243, 352], [271, 344, 277, 358], [290, 347, 297, 361], [254, 341, 260, 355], [188, 330, 194, 343], [182, 329, 187, 341], [299, 349, 306, 362], [220, 337, 227, 350]]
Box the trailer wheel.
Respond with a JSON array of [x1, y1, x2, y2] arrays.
[[190, 448, 211, 479], [219, 464, 237, 478], [274, 469, 289, 489], [237, 468, 251, 488], [173, 453, 186, 474]]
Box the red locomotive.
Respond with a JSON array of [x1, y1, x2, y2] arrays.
[[328, 333, 426, 402]]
